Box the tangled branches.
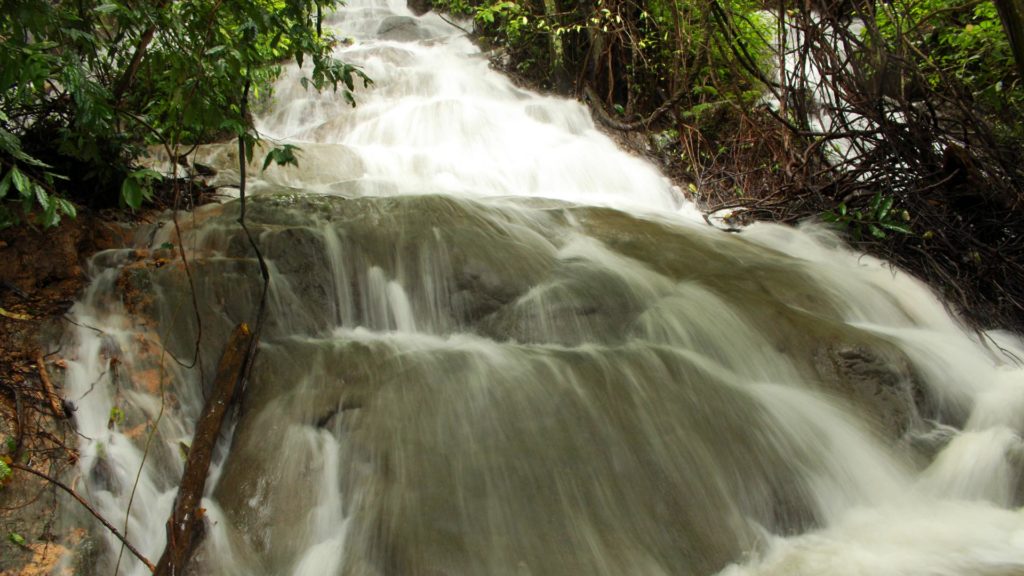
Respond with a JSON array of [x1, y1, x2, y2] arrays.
[[696, 0, 1024, 330]]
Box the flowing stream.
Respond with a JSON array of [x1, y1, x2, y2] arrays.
[[58, 2, 1024, 575]]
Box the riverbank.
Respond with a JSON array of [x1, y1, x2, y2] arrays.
[[0, 212, 135, 574]]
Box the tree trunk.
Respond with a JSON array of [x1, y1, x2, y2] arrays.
[[995, 0, 1024, 79], [542, 0, 569, 89]]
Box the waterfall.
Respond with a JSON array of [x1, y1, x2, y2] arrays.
[[57, 1, 1024, 575]]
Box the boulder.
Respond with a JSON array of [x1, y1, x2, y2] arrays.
[[814, 343, 923, 440], [377, 15, 431, 42], [407, 0, 432, 16]]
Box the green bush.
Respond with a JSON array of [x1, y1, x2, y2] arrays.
[[876, 0, 1023, 130], [431, 0, 771, 114], [0, 0, 368, 229]]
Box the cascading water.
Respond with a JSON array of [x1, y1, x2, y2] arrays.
[[57, 2, 1024, 575]]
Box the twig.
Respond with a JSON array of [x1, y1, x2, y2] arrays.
[[236, 76, 272, 403], [74, 369, 107, 402], [114, 304, 183, 574], [10, 463, 155, 573], [437, 12, 472, 35], [13, 388, 25, 459], [35, 351, 67, 419], [62, 315, 104, 334]]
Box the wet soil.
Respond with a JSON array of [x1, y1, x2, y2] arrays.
[[0, 211, 138, 575]]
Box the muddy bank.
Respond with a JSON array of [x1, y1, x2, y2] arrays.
[[0, 212, 136, 575]]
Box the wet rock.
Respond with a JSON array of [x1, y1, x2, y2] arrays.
[[217, 338, 812, 576], [814, 343, 922, 439], [253, 194, 556, 330], [184, 142, 365, 190], [906, 419, 959, 461], [378, 16, 431, 42], [407, 0, 432, 16], [1009, 440, 1024, 507], [112, 195, 562, 351], [87, 454, 121, 494]]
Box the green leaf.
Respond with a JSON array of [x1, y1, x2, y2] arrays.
[[0, 169, 12, 199], [94, 3, 120, 14], [0, 128, 46, 166], [107, 406, 126, 428], [262, 144, 301, 171], [877, 196, 894, 220], [131, 168, 163, 180], [8, 532, 26, 547], [121, 178, 143, 210], [55, 198, 77, 219], [10, 167, 30, 197], [0, 459, 10, 482], [880, 222, 913, 235], [869, 192, 882, 214], [868, 224, 887, 239], [34, 184, 60, 227]]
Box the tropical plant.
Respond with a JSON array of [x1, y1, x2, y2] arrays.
[[875, 0, 1024, 131], [431, 0, 771, 111], [823, 192, 914, 240], [0, 0, 369, 229]]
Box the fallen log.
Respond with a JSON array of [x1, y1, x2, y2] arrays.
[[154, 323, 251, 576]]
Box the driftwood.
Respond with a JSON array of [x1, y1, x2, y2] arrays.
[[154, 323, 252, 576]]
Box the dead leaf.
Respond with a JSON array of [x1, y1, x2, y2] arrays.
[[0, 307, 32, 321]]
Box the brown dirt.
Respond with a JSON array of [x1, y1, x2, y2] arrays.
[[0, 211, 138, 575]]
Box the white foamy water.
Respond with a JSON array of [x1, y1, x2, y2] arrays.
[[248, 2, 687, 214], [57, 1, 1024, 575]]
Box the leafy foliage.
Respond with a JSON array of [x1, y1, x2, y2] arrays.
[[120, 168, 163, 210], [432, 0, 771, 113], [875, 0, 1024, 130], [0, 0, 369, 229], [823, 192, 914, 240], [0, 457, 11, 486], [263, 144, 303, 171]]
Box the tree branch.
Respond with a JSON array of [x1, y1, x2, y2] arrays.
[[10, 462, 155, 573]]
